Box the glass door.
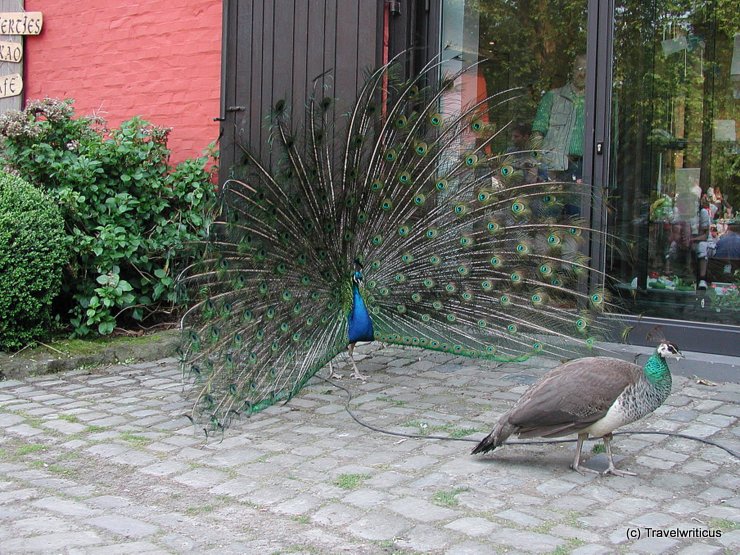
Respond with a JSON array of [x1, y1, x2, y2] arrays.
[[608, 0, 739, 325], [440, 0, 590, 189]]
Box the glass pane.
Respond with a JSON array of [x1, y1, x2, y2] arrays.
[[609, 1, 739, 324], [440, 0, 588, 194]]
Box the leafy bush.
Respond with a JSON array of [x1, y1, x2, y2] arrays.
[[0, 172, 67, 350], [0, 98, 217, 337]]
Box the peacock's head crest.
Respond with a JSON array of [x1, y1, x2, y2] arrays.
[[656, 341, 682, 360]]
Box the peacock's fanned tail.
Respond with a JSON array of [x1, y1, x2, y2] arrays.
[[178, 54, 621, 431]]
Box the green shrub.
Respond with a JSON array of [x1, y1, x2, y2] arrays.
[[0, 172, 67, 350], [0, 98, 217, 337]]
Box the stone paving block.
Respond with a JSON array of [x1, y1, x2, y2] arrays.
[[144, 441, 180, 453], [73, 411, 109, 422], [676, 545, 724, 555], [392, 454, 440, 471], [682, 460, 719, 476], [444, 516, 496, 537], [570, 546, 613, 555], [347, 511, 413, 541], [697, 413, 737, 427], [28, 477, 78, 490], [536, 478, 578, 497], [172, 467, 230, 488], [209, 477, 258, 497], [0, 488, 41, 504], [41, 419, 89, 434], [32, 496, 99, 517], [699, 486, 735, 502], [577, 508, 628, 528], [86, 443, 130, 458], [488, 527, 565, 553], [86, 415, 129, 427], [636, 455, 678, 470], [343, 488, 391, 508], [244, 483, 305, 507], [629, 536, 679, 553], [159, 532, 200, 552], [311, 502, 363, 527], [407, 471, 454, 490], [395, 523, 455, 552], [496, 508, 543, 527], [81, 541, 166, 554], [87, 495, 132, 509], [5, 423, 44, 437], [87, 514, 159, 538], [549, 524, 603, 544], [0, 530, 103, 552], [13, 514, 80, 534], [172, 446, 211, 462], [718, 529, 740, 550], [140, 460, 190, 476], [273, 493, 322, 515], [109, 449, 159, 466], [0, 413, 26, 426], [444, 540, 501, 554], [388, 497, 458, 522], [132, 415, 172, 427]]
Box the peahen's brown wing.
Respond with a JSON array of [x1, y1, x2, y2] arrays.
[[507, 357, 641, 437]]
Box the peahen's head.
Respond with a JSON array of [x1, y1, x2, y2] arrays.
[[656, 341, 683, 360]]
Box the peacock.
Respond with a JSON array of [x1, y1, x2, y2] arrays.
[[472, 341, 681, 476], [178, 53, 622, 432]]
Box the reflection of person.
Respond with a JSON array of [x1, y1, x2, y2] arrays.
[[714, 223, 740, 258], [665, 193, 695, 275], [532, 54, 587, 184], [695, 195, 714, 289], [505, 122, 540, 184], [707, 220, 740, 283], [532, 54, 587, 216]]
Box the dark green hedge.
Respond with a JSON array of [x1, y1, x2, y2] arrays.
[[0, 172, 67, 350]]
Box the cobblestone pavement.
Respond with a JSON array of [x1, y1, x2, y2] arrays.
[[1, 344, 739, 554]]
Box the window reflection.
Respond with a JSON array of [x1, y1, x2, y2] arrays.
[[609, 1, 739, 323], [441, 0, 587, 192]]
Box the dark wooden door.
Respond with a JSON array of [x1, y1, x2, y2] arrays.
[[219, 0, 389, 176]]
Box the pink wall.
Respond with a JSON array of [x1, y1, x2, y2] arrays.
[[24, 1, 222, 163]]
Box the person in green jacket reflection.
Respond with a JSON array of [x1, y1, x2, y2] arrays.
[[532, 53, 587, 216]]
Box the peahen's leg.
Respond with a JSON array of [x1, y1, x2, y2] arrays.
[[570, 433, 598, 475], [348, 342, 368, 381], [601, 433, 636, 477]]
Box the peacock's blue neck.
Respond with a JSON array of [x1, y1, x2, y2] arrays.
[[348, 281, 374, 343], [643, 353, 671, 386]]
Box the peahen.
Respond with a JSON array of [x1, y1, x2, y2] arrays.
[[178, 53, 621, 431], [472, 341, 681, 476]]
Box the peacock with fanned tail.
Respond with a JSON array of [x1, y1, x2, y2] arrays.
[[178, 54, 621, 431]]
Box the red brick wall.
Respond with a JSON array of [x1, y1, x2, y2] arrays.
[[24, 1, 222, 163]]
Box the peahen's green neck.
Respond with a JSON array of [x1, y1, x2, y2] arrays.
[[643, 352, 671, 385]]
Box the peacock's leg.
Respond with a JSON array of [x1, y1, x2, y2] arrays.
[[601, 433, 636, 477], [327, 359, 343, 380], [347, 342, 368, 381], [570, 433, 598, 475]]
